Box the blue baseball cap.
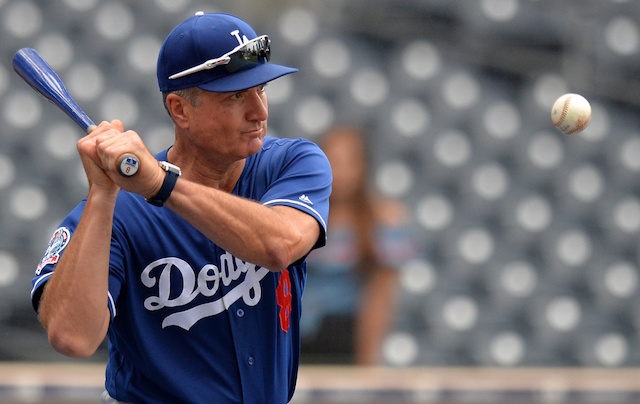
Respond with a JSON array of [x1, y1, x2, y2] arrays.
[[157, 12, 297, 93]]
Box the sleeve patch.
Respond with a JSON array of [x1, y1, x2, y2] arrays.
[[36, 227, 71, 274]]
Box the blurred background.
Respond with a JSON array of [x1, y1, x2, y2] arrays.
[[2, 0, 640, 402]]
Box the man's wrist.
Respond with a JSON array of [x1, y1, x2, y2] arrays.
[[144, 164, 165, 200], [86, 186, 120, 210], [146, 161, 181, 207]]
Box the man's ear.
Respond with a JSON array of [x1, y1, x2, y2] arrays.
[[166, 93, 190, 129]]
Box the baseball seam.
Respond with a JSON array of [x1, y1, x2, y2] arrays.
[[567, 115, 590, 134], [553, 96, 570, 127]]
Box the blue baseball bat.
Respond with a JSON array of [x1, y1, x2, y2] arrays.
[[12, 47, 139, 177]]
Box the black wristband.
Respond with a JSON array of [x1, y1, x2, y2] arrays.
[[146, 161, 181, 207]]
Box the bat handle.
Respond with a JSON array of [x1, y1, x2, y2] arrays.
[[87, 125, 139, 177]]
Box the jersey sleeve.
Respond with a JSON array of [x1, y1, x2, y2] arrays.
[[258, 138, 332, 249], [30, 202, 84, 312], [30, 199, 126, 320]]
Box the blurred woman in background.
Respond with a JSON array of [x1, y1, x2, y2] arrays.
[[301, 126, 419, 365]]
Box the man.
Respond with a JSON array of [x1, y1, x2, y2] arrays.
[[30, 12, 332, 404]]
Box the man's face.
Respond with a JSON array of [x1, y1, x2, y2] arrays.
[[184, 84, 269, 161]]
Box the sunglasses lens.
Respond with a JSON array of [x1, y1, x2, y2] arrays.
[[226, 36, 270, 73]]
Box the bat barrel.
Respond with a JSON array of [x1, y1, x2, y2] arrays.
[[13, 47, 138, 177], [12, 48, 95, 131]]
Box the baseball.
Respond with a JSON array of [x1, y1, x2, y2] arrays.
[[551, 93, 592, 135]]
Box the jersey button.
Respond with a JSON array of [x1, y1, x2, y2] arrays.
[[247, 356, 255, 365], [236, 308, 244, 317]]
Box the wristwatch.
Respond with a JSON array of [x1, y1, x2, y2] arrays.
[[146, 161, 181, 207]]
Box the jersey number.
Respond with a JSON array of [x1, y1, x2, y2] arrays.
[[276, 269, 292, 333]]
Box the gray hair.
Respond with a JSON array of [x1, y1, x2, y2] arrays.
[[162, 87, 203, 119]]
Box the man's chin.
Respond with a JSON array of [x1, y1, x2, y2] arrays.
[[246, 137, 264, 154]]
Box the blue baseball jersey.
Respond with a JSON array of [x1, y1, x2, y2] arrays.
[[31, 136, 332, 404]]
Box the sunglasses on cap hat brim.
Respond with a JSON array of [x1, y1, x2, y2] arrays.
[[168, 35, 271, 80]]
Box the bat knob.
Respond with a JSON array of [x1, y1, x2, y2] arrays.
[[118, 154, 139, 177]]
